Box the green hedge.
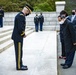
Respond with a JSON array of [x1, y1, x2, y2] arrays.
[[0, 0, 62, 12]]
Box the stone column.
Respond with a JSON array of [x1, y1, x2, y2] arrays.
[[55, 1, 66, 31], [55, 1, 66, 13]]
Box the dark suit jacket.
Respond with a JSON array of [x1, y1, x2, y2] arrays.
[[39, 15, 44, 23], [60, 16, 71, 43], [11, 12, 26, 42], [63, 17, 76, 52], [60, 24, 64, 43]]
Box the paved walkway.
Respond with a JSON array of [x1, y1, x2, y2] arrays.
[[0, 31, 57, 75]]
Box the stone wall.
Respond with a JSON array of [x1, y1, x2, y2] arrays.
[[3, 12, 59, 30], [3, 1, 66, 30], [3, 12, 58, 26]]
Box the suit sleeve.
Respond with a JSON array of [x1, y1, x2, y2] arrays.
[[2, 10, 4, 17], [64, 19, 76, 43], [17, 15, 25, 37], [43, 16, 44, 22], [68, 20, 76, 43]]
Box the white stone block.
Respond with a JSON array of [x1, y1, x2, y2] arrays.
[[55, 1, 66, 13]]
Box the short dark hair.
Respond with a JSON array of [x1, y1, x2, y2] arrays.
[[58, 15, 61, 17], [60, 10, 68, 17], [40, 12, 42, 15], [58, 15, 65, 19]]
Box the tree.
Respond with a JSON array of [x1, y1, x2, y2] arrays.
[[0, 0, 62, 12]]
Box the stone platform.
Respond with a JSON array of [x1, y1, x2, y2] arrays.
[[0, 31, 57, 75]]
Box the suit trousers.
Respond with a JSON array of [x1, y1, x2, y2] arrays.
[[40, 22, 43, 31], [65, 45, 76, 67], [35, 23, 39, 32], [0, 17, 3, 27], [61, 42, 66, 57]]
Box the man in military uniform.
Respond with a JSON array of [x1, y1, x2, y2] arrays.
[[39, 12, 44, 31], [34, 14, 39, 32], [11, 4, 33, 70], [0, 6, 4, 28]]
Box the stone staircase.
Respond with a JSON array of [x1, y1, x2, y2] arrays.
[[0, 27, 35, 53]]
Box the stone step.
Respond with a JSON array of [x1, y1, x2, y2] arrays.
[[0, 28, 34, 44], [0, 27, 32, 33], [0, 35, 11, 44], [0, 28, 13, 33], [25, 29, 35, 36], [0, 27, 33, 38], [0, 26, 13, 31], [0, 28, 35, 53], [0, 40, 13, 53], [0, 31, 12, 38]]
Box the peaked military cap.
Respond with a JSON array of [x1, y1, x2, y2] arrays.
[[25, 4, 33, 13]]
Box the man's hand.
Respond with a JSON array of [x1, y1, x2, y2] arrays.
[[73, 43, 76, 45], [23, 35, 26, 38]]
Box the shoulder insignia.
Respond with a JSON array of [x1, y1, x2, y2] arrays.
[[20, 14, 24, 16]]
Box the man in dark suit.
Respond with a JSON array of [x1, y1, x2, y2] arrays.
[[58, 10, 68, 59], [59, 10, 76, 69], [68, 9, 76, 22], [34, 14, 39, 32], [0, 6, 4, 28], [11, 4, 33, 70], [39, 12, 44, 31]]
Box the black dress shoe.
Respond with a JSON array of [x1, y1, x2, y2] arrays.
[[60, 63, 66, 66], [17, 66, 28, 70], [62, 65, 71, 69], [22, 65, 27, 67]]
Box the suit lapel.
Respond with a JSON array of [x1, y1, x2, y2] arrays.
[[73, 15, 76, 22]]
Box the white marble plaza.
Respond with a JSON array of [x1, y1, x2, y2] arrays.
[[0, 31, 57, 75]]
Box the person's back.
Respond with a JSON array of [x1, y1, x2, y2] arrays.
[[39, 14, 44, 23], [39, 13, 44, 31], [34, 14, 39, 24], [34, 14, 39, 32]]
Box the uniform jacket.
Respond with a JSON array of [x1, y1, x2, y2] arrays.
[[11, 12, 26, 42], [0, 9, 4, 17], [39, 15, 44, 23], [34, 16, 39, 24]]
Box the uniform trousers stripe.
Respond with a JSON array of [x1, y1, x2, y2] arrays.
[[18, 42, 21, 69]]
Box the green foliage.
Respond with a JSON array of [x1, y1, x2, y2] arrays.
[[65, 0, 76, 14], [4, 2, 20, 12], [34, 0, 56, 12], [0, 0, 62, 12], [34, 2, 51, 11]]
